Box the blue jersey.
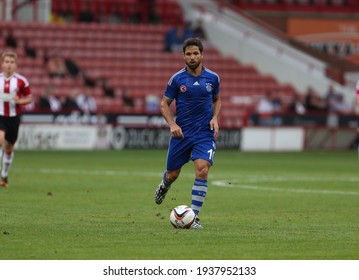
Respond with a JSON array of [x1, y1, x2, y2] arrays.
[[164, 66, 220, 137]]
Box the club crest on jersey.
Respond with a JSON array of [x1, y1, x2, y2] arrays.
[[180, 85, 187, 93], [206, 83, 214, 93]]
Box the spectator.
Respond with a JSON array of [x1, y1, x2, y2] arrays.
[[79, 1, 95, 23], [136, 0, 160, 24], [121, 88, 135, 108], [288, 93, 306, 115], [193, 20, 207, 41], [271, 90, 285, 124], [99, 77, 115, 98], [24, 40, 37, 58], [103, 4, 121, 24], [304, 87, 326, 112], [164, 22, 195, 52], [255, 90, 281, 126], [64, 57, 82, 80], [147, 1, 160, 24], [38, 85, 62, 112], [76, 86, 97, 114], [271, 90, 285, 113], [325, 84, 338, 112], [4, 29, 17, 49], [46, 51, 67, 79], [81, 70, 97, 88], [54, 1, 72, 23], [332, 94, 352, 115], [62, 90, 81, 112]]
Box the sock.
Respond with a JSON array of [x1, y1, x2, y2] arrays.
[[191, 178, 208, 216], [162, 171, 171, 187], [2, 152, 14, 178]]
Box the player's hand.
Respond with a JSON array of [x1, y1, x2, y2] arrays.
[[0, 94, 15, 102], [14, 95, 20, 104], [210, 118, 219, 140], [169, 123, 184, 138]]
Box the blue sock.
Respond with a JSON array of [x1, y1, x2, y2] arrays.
[[191, 178, 208, 216]]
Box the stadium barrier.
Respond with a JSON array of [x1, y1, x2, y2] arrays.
[[16, 123, 356, 151], [16, 124, 113, 150], [241, 127, 305, 151]]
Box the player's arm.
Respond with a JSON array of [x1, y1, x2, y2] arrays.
[[15, 85, 33, 105], [14, 94, 32, 105], [210, 94, 221, 140], [160, 96, 184, 138]]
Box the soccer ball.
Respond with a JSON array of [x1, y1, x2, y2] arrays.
[[169, 205, 196, 229]]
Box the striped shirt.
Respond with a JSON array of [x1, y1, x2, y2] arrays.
[[0, 72, 31, 117]]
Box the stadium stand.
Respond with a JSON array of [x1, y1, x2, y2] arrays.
[[227, 0, 359, 72], [1, 19, 297, 127], [230, 0, 359, 11], [1, 0, 320, 129]]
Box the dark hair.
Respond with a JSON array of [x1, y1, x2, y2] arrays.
[[182, 38, 203, 53]]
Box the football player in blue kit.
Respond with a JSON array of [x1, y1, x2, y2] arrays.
[[155, 38, 221, 229]]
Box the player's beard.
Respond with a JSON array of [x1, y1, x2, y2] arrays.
[[186, 61, 201, 71]]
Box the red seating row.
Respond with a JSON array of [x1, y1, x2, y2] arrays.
[[51, 0, 183, 25], [1, 20, 297, 128]]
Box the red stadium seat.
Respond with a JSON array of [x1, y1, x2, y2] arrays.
[[1, 19, 297, 121]]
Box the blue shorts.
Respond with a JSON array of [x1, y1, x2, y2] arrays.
[[166, 133, 217, 171]]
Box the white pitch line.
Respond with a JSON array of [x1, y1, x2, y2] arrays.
[[35, 168, 163, 177], [212, 180, 359, 196], [16, 168, 359, 182], [212, 175, 359, 183], [14, 168, 359, 195]]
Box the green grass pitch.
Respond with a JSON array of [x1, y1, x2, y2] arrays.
[[1, 149, 358, 260]]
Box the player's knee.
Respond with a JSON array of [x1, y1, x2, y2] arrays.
[[5, 145, 14, 154], [196, 166, 209, 179]]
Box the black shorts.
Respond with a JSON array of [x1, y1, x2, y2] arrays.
[[0, 116, 21, 144]]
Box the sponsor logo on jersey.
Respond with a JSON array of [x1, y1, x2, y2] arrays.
[[180, 85, 187, 93], [206, 83, 214, 92], [193, 81, 200, 86]]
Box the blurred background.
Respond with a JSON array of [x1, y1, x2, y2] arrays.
[[1, 0, 358, 151]]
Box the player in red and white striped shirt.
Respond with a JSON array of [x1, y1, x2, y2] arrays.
[[0, 51, 33, 187]]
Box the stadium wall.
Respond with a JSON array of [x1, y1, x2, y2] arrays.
[[15, 122, 356, 151]]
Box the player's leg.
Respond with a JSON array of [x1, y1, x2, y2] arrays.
[[0, 130, 4, 158], [190, 138, 216, 228], [155, 168, 181, 205], [0, 130, 4, 187], [0, 117, 6, 158], [155, 137, 191, 204], [0, 140, 14, 188], [192, 158, 211, 214], [189, 159, 211, 229], [0, 118, 7, 187], [0, 117, 19, 187]]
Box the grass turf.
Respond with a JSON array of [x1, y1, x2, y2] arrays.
[[0, 149, 358, 260]]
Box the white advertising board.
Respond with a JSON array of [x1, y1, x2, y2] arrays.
[[241, 127, 305, 151], [16, 124, 112, 150]]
